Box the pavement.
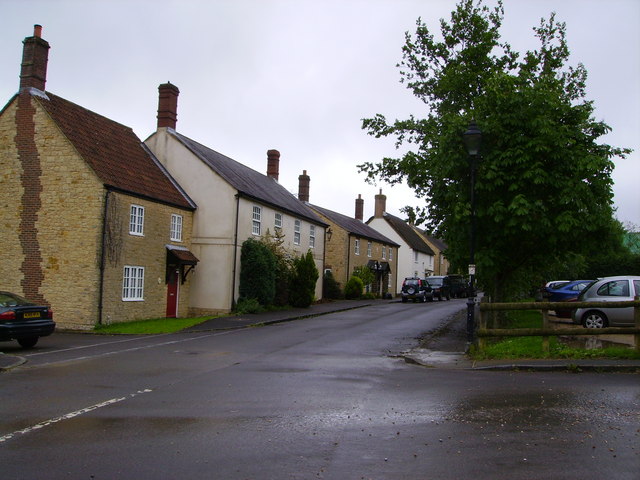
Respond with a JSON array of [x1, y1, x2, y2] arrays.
[[2, 299, 639, 372]]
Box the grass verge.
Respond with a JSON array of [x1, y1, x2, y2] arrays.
[[472, 309, 640, 360], [94, 316, 215, 334]]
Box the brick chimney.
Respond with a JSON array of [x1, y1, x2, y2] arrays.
[[267, 149, 280, 180], [374, 189, 386, 218], [355, 194, 364, 221], [157, 83, 180, 129], [20, 25, 50, 92], [298, 170, 310, 202]]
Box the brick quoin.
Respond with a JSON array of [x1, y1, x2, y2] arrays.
[[15, 93, 46, 305]]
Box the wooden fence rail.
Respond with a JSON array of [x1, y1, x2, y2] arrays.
[[477, 297, 640, 351]]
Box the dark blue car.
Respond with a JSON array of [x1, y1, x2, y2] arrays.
[[544, 280, 592, 302], [0, 291, 55, 348]]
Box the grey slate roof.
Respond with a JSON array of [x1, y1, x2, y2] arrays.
[[371, 212, 435, 255], [309, 204, 399, 247], [423, 233, 448, 252], [170, 130, 327, 226]]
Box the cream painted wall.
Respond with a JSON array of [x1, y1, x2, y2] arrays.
[[237, 199, 325, 300], [146, 129, 325, 311]]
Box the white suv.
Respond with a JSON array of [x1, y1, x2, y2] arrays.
[[572, 276, 640, 328]]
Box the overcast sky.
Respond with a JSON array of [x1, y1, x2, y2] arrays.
[[2, 0, 638, 228]]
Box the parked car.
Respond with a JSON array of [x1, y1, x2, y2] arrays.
[[401, 277, 432, 303], [544, 279, 592, 318], [425, 276, 451, 301], [572, 276, 640, 328], [448, 275, 468, 298], [545, 280, 570, 289], [0, 291, 55, 348]]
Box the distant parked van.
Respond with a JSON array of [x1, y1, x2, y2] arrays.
[[447, 275, 468, 298]]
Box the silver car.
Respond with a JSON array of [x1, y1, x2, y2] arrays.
[[572, 276, 640, 328]]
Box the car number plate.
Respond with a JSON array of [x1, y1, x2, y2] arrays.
[[23, 312, 41, 319]]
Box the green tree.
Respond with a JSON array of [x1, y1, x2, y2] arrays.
[[239, 238, 276, 306], [289, 250, 319, 308], [360, 0, 630, 300]]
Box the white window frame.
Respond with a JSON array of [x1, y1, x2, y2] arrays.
[[170, 214, 183, 242], [122, 266, 144, 301], [414, 250, 419, 263], [367, 241, 372, 257], [294, 219, 301, 245], [355, 238, 360, 255], [275, 212, 283, 230], [129, 205, 144, 236], [389, 248, 393, 261], [382, 246, 386, 260], [309, 225, 316, 248], [252, 206, 261, 236]]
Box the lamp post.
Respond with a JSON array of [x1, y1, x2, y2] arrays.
[[463, 119, 482, 346]]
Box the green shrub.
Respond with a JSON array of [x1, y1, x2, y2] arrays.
[[239, 238, 276, 306], [323, 270, 343, 299], [289, 250, 319, 308], [344, 276, 364, 299], [234, 297, 264, 314]]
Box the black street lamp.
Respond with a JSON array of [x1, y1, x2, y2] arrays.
[[463, 119, 482, 346]]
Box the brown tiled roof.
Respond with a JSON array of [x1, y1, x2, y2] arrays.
[[35, 91, 194, 209], [309, 204, 399, 247]]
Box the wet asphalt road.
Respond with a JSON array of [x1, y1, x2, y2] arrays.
[[1, 300, 638, 479]]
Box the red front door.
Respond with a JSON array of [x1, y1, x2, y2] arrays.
[[166, 269, 179, 318]]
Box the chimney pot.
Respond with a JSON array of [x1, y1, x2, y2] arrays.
[[157, 82, 180, 129], [298, 170, 310, 202], [267, 149, 280, 180], [34, 25, 42, 38], [355, 194, 364, 221]]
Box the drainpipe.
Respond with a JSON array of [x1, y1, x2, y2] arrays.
[[231, 193, 240, 309], [346, 233, 351, 285], [97, 189, 111, 325]]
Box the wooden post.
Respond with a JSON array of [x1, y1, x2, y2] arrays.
[[634, 296, 640, 351], [541, 309, 549, 353], [479, 297, 488, 350]]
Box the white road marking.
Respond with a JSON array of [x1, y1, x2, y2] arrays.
[[0, 389, 153, 444]]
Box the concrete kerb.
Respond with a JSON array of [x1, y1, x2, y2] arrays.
[[0, 353, 27, 371], [182, 300, 377, 333]]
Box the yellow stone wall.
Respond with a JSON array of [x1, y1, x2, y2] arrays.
[[0, 97, 194, 329], [100, 193, 194, 325], [0, 100, 23, 295]]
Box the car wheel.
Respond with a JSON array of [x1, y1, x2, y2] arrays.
[[17, 336, 39, 349], [406, 286, 416, 295], [582, 311, 608, 329], [446, 294, 450, 300]]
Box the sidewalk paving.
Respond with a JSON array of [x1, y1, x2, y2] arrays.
[[2, 299, 639, 372]]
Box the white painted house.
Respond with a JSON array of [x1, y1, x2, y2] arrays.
[[145, 83, 327, 315], [366, 190, 435, 293]]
